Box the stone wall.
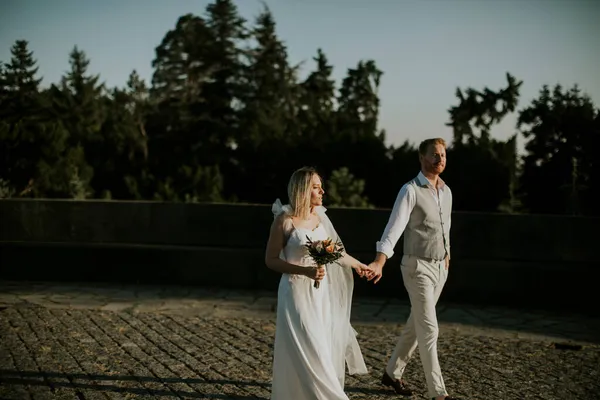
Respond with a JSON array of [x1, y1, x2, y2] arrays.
[[1, 199, 598, 313]]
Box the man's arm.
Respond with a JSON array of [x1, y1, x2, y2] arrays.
[[445, 186, 452, 268], [366, 184, 415, 283], [447, 211, 451, 259]]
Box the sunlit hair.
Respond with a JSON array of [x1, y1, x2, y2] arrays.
[[287, 167, 321, 220], [418, 138, 447, 155]]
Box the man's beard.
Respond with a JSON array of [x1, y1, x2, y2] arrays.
[[425, 161, 445, 174]]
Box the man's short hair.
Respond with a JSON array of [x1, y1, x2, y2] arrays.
[[418, 138, 447, 155]]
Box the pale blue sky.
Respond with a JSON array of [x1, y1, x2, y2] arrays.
[[1, 0, 599, 153]]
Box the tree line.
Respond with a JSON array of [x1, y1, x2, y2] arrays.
[[1, 0, 598, 215]]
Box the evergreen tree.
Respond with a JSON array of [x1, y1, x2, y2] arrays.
[[326, 167, 372, 208], [125, 70, 150, 161], [0, 40, 42, 110], [2, 1, 598, 212], [97, 81, 150, 199], [239, 6, 299, 146], [332, 60, 389, 206], [48, 46, 104, 198], [298, 48, 336, 142], [233, 5, 301, 203], [202, 0, 247, 151], [151, 14, 213, 104], [149, 12, 225, 202], [0, 40, 68, 197], [336, 60, 383, 140]]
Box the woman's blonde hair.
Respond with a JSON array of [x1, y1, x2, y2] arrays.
[[287, 167, 321, 219]]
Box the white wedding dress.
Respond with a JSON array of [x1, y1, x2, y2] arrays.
[[270, 200, 368, 400]]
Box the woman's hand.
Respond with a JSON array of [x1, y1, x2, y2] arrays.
[[352, 262, 369, 278], [305, 265, 326, 283]]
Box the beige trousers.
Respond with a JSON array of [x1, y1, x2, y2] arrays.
[[385, 254, 448, 398]]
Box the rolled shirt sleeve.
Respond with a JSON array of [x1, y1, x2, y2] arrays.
[[375, 184, 416, 259]]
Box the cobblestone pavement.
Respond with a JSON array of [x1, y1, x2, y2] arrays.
[[1, 281, 599, 400]]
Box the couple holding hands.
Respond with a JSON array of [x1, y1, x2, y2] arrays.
[[265, 138, 461, 400]]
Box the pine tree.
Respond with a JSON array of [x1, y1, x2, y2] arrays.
[[97, 79, 150, 199], [0, 40, 68, 197], [149, 12, 228, 202], [232, 5, 301, 203], [336, 60, 383, 140], [202, 0, 247, 151], [48, 46, 104, 197], [330, 60, 388, 207], [0, 40, 42, 115], [326, 167, 372, 208], [298, 48, 336, 142], [53, 46, 105, 144]]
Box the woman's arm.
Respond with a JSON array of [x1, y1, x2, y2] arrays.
[[341, 252, 368, 276], [265, 215, 323, 281]]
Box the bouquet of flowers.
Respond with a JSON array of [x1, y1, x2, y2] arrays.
[[304, 236, 345, 288]]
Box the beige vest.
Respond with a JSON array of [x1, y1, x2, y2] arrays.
[[403, 177, 451, 260]]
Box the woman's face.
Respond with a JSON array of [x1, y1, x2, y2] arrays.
[[309, 174, 324, 208]]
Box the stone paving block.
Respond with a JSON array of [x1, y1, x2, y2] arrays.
[[1, 282, 600, 399], [2, 305, 599, 399]]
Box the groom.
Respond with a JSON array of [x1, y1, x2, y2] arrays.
[[364, 138, 460, 400]]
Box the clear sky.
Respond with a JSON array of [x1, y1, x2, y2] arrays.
[[1, 0, 599, 153]]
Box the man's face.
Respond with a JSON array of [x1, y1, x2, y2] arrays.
[[420, 143, 446, 175]]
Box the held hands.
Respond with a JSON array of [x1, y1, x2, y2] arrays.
[[361, 256, 447, 283], [363, 261, 384, 284], [305, 262, 383, 283], [350, 260, 383, 284], [351, 262, 370, 278], [307, 262, 370, 281]]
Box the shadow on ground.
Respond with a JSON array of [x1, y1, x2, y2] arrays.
[[2, 281, 599, 345], [0, 370, 392, 399]]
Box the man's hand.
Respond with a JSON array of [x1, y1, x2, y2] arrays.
[[365, 261, 384, 284], [445, 255, 450, 270]]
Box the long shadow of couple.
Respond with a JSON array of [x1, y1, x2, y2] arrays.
[[0, 369, 391, 399]]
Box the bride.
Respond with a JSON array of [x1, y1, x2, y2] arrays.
[[265, 166, 369, 400]]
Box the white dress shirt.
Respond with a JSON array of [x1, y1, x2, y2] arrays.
[[376, 171, 452, 259]]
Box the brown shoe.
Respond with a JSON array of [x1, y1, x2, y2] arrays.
[[381, 371, 413, 396]]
